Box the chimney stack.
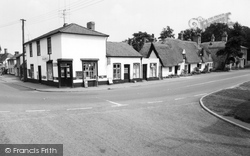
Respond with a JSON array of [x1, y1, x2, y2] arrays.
[[15, 51, 19, 55], [178, 31, 184, 40], [222, 31, 228, 42], [87, 21, 95, 31], [211, 34, 215, 42], [4, 48, 7, 54], [193, 33, 201, 46]]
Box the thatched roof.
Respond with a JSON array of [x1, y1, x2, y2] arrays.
[[160, 38, 201, 64], [106, 42, 142, 57], [140, 38, 205, 67]]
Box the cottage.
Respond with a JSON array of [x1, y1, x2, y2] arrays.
[[24, 22, 109, 87], [106, 42, 143, 83], [201, 33, 248, 70], [0, 48, 13, 74], [140, 38, 211, 78], [7, 51, 20, 75]]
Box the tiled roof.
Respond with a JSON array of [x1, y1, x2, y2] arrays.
[[25, 23, 109, 44], [106, 42, 142, 57]]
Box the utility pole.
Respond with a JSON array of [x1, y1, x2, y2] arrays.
[[21, 19, 27, 82]]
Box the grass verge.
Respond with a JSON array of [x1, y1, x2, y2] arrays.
[[202, 81, 250, 123]]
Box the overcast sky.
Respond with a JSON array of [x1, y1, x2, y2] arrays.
[[1, 0, 250, 54]]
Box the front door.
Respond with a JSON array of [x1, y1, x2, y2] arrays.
[[38, 66, 42, 83], [143, 64, 147, 80], [60, 66, 71, 87], [175, 66, 178, 75], [124, 64, 130, 82]]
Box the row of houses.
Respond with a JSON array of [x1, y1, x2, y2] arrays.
[[2, 22, 249, 88]]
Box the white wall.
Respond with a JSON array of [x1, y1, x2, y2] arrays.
[[141, 58, 159, 78], [107, 57, 141, 80], [61, 34, 107, 79]]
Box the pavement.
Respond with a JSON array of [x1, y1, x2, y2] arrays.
[[0, 74, 169, 92]]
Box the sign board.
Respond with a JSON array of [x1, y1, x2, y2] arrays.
[[188, 12, 234, 30]]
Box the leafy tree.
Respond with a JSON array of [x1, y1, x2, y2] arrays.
[[128, 31, 153, 52], [201, 23, 231, 42], [158, 26, 175, 41], [178, 28, 202, 41], [216, 23, 243, 69]]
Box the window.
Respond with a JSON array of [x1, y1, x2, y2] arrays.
[[37, 41, 41, 56], [169, 67, 172, 72], [113, 63, 121, 79], [29, 43, 33, 57], [30, 64, 34, 78], [47, 61, 53, 81], [133, 63, 140, 78], [82, 62, 97, 80], [150, 63, 157, 77], [47, 37, 52, 54], [197, 63, 201, 69]]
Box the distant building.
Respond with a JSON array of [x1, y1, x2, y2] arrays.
[[0, 48, 13, 74]]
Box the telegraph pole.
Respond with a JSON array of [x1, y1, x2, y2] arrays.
[[21, 19, 27, 81]]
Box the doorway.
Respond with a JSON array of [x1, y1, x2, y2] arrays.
[[58, 59, 73, 87], [38, 66, 42, 83], [124, 64, 130, 82], [143, 64, 147, 80]]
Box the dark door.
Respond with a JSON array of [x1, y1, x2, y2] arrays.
[[143, 64, 147, 80], [188, 64, 191, 73], [38, 66, 42, 83], [60, 66, 72, 87], [175, 66, 178, 75], [124, 64, 130, 82]]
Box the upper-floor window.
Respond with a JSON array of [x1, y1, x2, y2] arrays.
[[36, 41, 41, 56], [29, 43, 33, 57], [47, 37, 52, 54]]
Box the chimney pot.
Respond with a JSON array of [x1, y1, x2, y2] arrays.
[[87, 21, 95, 30]]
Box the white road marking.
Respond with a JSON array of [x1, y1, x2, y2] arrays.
[[106, 100, 127, 107], [147, 101, 163, 104], [66, 107, 92, 111], [0, 111, 10, 113], [175, 97, 185, 100], [194, 93, 207, 97], [25, 110, 49, 112]]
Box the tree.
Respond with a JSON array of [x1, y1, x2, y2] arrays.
[[201, 23, 231, 42], [178, 28, 202, 41], [216, 23, 243, 69], [128, 31, 153, 52], [158, 26, 175, 41]]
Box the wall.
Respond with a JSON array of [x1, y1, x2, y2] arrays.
[[107, 57, 142, 82], [61, 33, 107, 83]]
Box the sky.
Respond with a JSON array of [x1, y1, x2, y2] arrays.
[[0, 0, 250, 54]]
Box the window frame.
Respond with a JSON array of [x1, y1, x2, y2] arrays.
[[47, 37, 52, 55], [150, 63, 157, 77], [36, 40, 41, 56], [133, 63, 140, 79], [29, 43, 33, 57], [82, 62, 97, 80], [113, 63, 121, 79]]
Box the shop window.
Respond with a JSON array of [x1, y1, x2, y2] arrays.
[[133, 63, 140, 78], [150, 63, 157, 77], [47, 61, 53, 81], [82, 62, 97, 80], [113, 63, 121, 79]]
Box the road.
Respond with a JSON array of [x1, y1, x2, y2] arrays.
[[0, 70, 250, 156]]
